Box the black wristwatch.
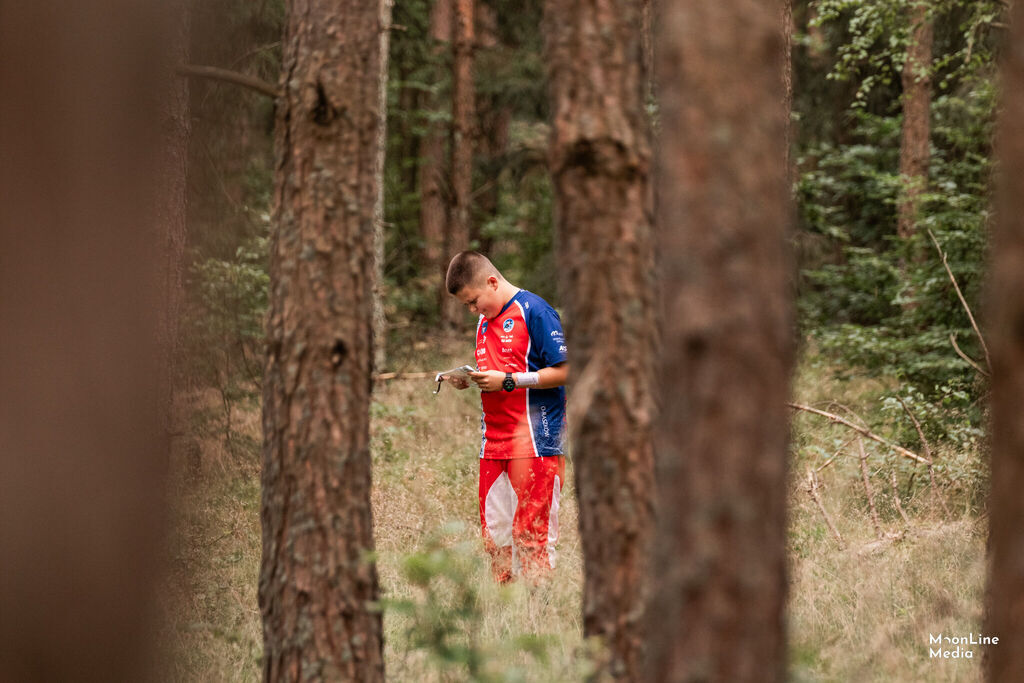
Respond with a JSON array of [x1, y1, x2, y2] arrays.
[[502, 372, 516, 392]]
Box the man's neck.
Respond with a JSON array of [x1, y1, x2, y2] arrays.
[[496, 281, 519, 313]]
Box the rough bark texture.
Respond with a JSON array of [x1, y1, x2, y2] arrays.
[[986, 3, 1024, 679], [259, 1, 386, 679], [897, 1, 933, 241], [544, 0, 656, 678], [419, 0, 451, 298], [0, 3, 168, 680], [645, 1, 793, 681], [441, 0, 476, 327]]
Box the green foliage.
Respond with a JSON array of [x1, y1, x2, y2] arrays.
[[382, 522, 556, 682], [795, 0, 1001, 448], [184, 234, 269, 450]]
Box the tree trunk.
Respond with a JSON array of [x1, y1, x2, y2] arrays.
[[645, 0, 793, 680], [544, 0, 656, 678], [158, 0, 191, 429], [473, 1, 508, 256], [374, 0, 394, 372], [419, 0, 451, 311], [441, 0, 475, 328], [0, 2, 168, 679], [985, 2, 1024, 678], [897, 1, 932, 241], [259, 0, 386, 679]]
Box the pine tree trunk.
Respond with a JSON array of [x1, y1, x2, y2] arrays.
[[259, 0, 386, 679], [544, 0, 656, 678], [158, 0, 191, 429], [985, 2, 1024, 677], [645, 0, 793, 680], [441, 0, 475, 328], [897, 1, 932, 241], [374, 0, 394, 371], [419, 0, 451, 299]]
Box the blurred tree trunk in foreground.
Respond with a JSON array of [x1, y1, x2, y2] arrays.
[[897, 1, 933, 242], [0, 2, 169, 680], [441, 0, 476, 328], [985, 1, 1024, 679], [645, 0, 793, 680], [544, 0, 656, 678], [259, 0, 386, 679]]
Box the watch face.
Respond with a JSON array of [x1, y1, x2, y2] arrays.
[[503, 376, 515, 391]]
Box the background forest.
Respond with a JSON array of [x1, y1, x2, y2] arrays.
[[167, 0, 1006, 680]]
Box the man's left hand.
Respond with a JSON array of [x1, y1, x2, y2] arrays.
[[469, 370, 507, 392]]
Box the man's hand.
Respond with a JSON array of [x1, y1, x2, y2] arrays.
[[469, 370, 506, 392]]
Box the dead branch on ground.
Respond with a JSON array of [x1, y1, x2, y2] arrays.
[[788, 402, 932, 465], [890, 470, 911, 526], [927, 229, 991, 374], [806, 468, 845, 549], [896, 397, 951, 517], [857, 439, 883, 539]]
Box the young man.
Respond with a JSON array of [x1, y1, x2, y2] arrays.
[[442, 251, 568, 583]]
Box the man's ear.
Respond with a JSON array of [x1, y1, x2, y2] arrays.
[[487, 275, 499, 289]]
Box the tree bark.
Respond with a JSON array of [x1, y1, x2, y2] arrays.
[[985, 1, 1024, 678], [897, 1, 933, 241], [259, 0, 386, 679], [441, 0, 475, 328], [159, 0, 191, 430], [645, 0, 793, 681], [419, 0, 451, 310], [544, 0, 656, 678], [374, 0, 394, 371]]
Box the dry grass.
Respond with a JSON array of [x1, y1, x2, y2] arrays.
[[162, 347, 988, 681]]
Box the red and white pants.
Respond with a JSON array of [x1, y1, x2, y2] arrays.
[[478, 456, 565, 583]]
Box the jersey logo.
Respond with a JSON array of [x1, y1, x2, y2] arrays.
[[503, 319, 515, 332], [481, 320, 488, 334]]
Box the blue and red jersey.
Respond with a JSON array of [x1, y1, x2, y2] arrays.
[[475, 290, 567, 459]]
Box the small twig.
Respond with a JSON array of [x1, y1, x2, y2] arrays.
[[890, 471, 911, 526], [816, 436, 858, 473], [806, 469, 845, 549], [949, 333, 990, 377], [858, 439, 883, 540], [927, 229, 991, 373], [788, 403, 932, 465], [177, 63, 281, 99], [896, 397, 951, 517]]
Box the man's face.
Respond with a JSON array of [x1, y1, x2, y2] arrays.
[[455, 276, 502, 320]]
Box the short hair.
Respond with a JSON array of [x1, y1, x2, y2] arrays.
[[445, 251, 500, 294]]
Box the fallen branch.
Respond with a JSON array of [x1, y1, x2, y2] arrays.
[[896, 397, 951, 518], [949, 333, 989, 378], [927, 229, 991, 373], [857, 439, 883, 539], [788, 402, 932, 465], [177, 63, 281, 99], [891, 471, 911, 526], [374, 371, 436, 381], [806, 469, 845, 549], [816, 436, 858, 473]]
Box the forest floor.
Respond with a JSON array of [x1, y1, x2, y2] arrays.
[[161, 338, 987, 682]]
